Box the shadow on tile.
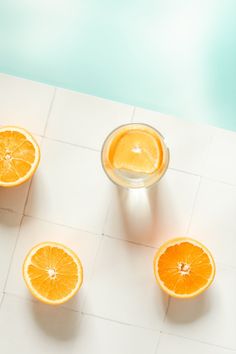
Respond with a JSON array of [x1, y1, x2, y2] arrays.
[[155, 287, 169, 312], [165, 291, 212, 324], [0, 208, 22, 227], [31, 301, 80, 340], [0, 182, 30, 214], [115, 183, 163, 245]]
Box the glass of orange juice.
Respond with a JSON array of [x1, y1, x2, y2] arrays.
[[101, 123, 169, 188]]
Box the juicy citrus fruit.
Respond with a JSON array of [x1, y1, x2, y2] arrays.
[[0, 126, 40, 187], [153, 238, 215, 298], [23, 242, 83, 305], [110, 129, 163, 174]]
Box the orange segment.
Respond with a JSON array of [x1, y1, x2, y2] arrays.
[[0, 126, 40, 187], [153, 238, 215, 298], [23, 242, 83, 305], [110, 129, 163, 174]]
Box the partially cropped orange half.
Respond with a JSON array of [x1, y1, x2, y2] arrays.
[[23, 242, 83, 305], [0, 126, 40, 187], [153, 238, 215, 298]]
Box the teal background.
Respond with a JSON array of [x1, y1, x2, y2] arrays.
[[0, 0, 236, 130]]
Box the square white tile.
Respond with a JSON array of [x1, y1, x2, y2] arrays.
[[25, 138, 111, 234], [104, 169, 200, 247], [203, 128, 236, 185], [84, 236, 168, 330], [0, 210, 22, 292], [0, 74, 55, 135], [6, 216, 100, 311], [164, 265, 236, 349], [189, 178, 236, 267], [0, 294, 158, 354], [0, 135, 42, 214], [157, 333, 233, 354], [46, 88, 134, 150], [134, 108, 214, 175]]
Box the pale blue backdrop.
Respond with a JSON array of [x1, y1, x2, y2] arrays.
[[0, 0, 235, 130]]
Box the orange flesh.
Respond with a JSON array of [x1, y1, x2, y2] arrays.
[[108, 128, 163, 174], [0, 131, 36, 183], [27, 245, 79, 301], [158, 242, 213, 295]]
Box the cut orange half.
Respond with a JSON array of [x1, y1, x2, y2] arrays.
[[23, 242, 83, 305], [111, 129, 163, 174], [153, 238, 215, 298], [0, 126, 40, 187]]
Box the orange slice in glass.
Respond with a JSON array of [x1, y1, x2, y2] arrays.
[[23, 242, 83, 305], [0, 126, 40, 187], [111, 129, 163, 174], [153, 238, 215, 298]]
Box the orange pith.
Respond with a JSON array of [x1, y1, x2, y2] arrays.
[[109, 128, 163, 174], [0, 126, 40, 187], [153, 238, 215, 298], [23, 242, 83, 305]]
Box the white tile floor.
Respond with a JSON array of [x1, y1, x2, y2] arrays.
[[0, 73, 236, 353]]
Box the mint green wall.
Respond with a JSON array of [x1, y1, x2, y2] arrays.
[[0, 1, 235, 130]]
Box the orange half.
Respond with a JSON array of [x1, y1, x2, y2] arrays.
[[23, 242, 83, 305], [153, 238, 215, 298], [0, 126, 40, 187]]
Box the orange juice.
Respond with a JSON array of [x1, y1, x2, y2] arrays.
[[101, 123, 169, 188]]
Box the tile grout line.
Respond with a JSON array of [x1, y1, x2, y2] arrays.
[[79, 236, 105, 313], [73, 231, 104, 313], [3, 291, 82, 315], [43, 135, 100, 153], [154, 296, 171, 354], [152, 332, 162, 354], [0, 292, 5, 311], [103, 232, 157, 250], [0, 207, 22, 215], [169, 167, 201, 178], [42, 87, 57, 137], [81, 311, 159, 332], [160, 330, 236, 352], [171, 166, 236, 188], [101, 190, 116, 236], [22, 213, 102, 238], [201, 175, 236, 188], [2, 214, 24, 294]]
